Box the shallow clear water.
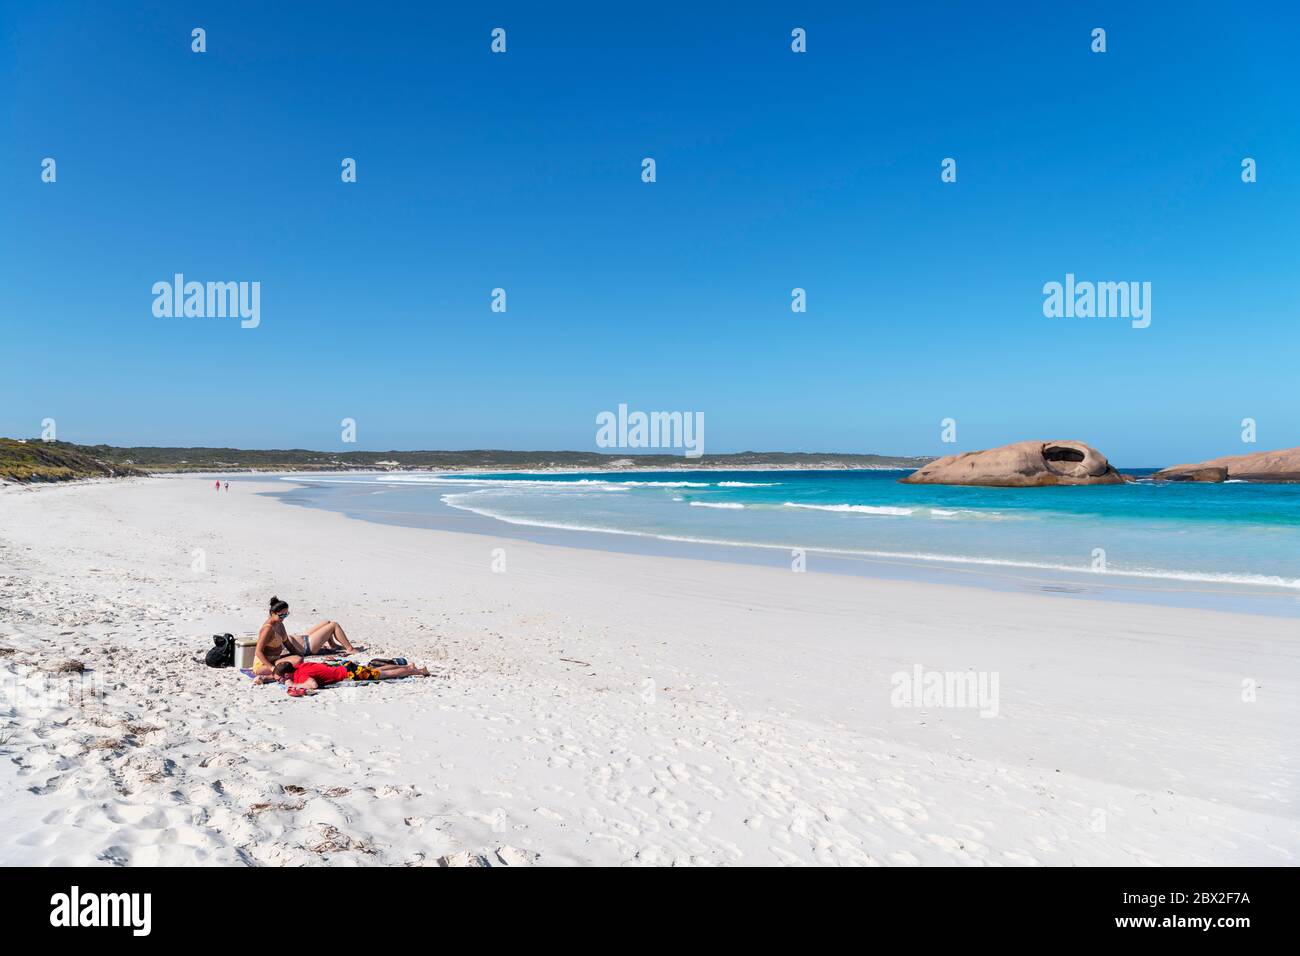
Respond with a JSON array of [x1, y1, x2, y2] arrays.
[[273, 469, 1300, 589]]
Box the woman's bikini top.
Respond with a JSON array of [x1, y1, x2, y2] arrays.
[[260, 621, 287, 658]]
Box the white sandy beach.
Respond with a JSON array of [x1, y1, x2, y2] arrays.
[[1, 477, 1296, 866]]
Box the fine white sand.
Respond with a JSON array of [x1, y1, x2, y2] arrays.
[[1, 477, 1296, 866]]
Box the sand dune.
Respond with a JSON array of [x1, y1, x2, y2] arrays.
[[1, 478, 1296, 866]]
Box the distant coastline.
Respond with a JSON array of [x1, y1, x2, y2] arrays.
[[0, 438, 933, 483]]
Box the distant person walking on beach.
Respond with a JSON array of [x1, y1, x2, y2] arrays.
[[224, 481, 229, 491], [214, 480, 220, 491], [252, 597, 362, 676]]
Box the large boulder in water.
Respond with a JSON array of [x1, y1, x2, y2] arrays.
[[1154, 466, 1229, 483], [1153, 447, 1300, 483], [900, 439, 1124, 487]]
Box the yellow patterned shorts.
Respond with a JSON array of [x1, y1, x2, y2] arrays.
[[342, 661, 381, 681]]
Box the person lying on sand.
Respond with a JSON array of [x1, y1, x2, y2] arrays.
[[252, 596, 362, 676], [259, 656, 430, 694]]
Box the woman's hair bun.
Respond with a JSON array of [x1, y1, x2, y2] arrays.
[[269, 595, 280, 607]]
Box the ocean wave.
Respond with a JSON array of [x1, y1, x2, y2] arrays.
[[435, 495, 1300, 590], [280, 473, 782, 493], [928, 508, 1003, 519], [783, 502, 914, 516], [278, 475, 407, 484], [689, 501, 746, 509], [781, 502, 1005, 520], [386, 475, 619, 488], [282, 474, 724, 491], [616, 480, 711, 487]]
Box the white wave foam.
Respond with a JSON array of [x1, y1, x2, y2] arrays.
[[689, 501, 746, 510], [280, 474, 776, 492], [389, 475, 618, 488], [928, 508, 1001, 519], [782, 502, 1002, 520], [783, 502, 913, 516], [616, 481, 710, 487], [435, 497, 1300, 591]]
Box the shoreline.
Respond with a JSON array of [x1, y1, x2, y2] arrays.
[[151, 463, 928, 477], [264, 473, 1300, 619], [2, 477, 1296, 866]]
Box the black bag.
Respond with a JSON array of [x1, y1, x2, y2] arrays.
[[205, 633, 235, 668]]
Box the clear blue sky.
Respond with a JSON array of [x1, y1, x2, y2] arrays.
[[2, 1, 1297, 465]]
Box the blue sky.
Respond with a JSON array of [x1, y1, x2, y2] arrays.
[[2, 1, 1297, 465]]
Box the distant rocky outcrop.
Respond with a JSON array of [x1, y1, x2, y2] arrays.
[[1155, 466, 1229, 483], [1153, 447, 1300, 483], [900, 440, 1124, 487]]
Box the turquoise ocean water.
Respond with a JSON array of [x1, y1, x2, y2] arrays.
[[269, 469, 1300, 591]]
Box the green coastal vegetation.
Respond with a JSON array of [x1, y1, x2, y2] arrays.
[[1, 438, 933, 483], [0, 438, 148, 482]]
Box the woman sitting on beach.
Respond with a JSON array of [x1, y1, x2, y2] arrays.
[[252, 596, 361, 676]]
